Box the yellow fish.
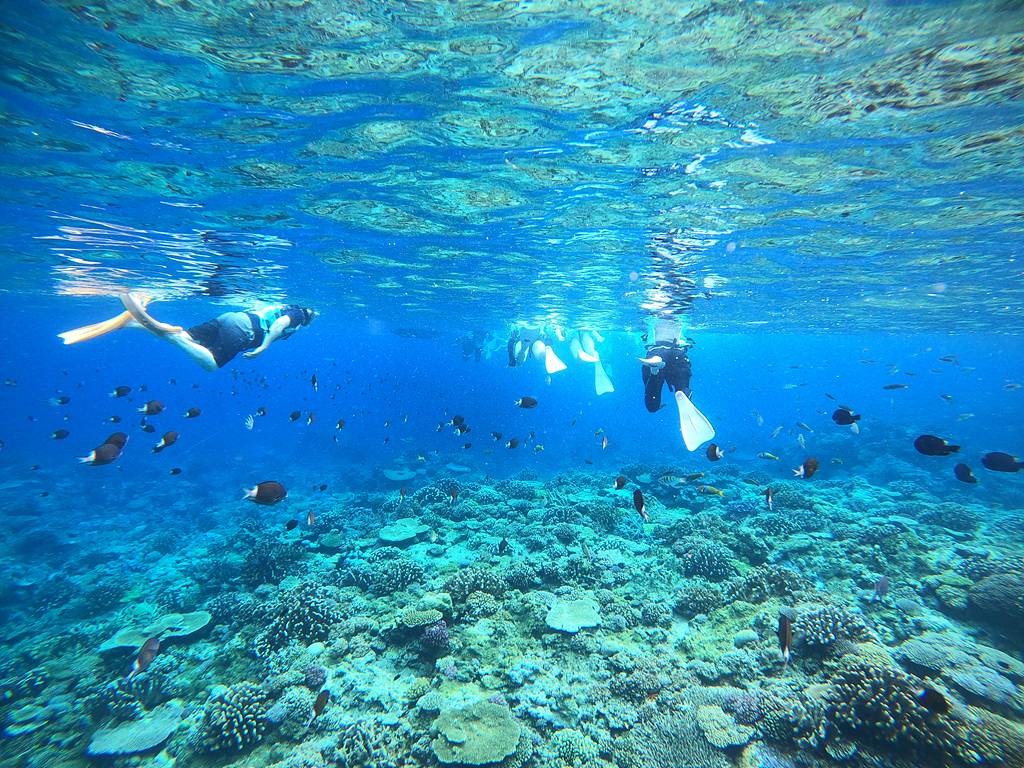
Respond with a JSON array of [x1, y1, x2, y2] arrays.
[[698, 485, 725, 497], [757, 452, 780, 461]]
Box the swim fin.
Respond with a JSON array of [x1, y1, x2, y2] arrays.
[[594, 360, 614, 395], [675, 390, 714, 451], [544, 346, 567, 374], [58, 295, 154, 345]]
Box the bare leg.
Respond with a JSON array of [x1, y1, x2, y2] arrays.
[[165, 331, 218, 371], [119, 292, 183, 336], [119, 292, 216, 370]]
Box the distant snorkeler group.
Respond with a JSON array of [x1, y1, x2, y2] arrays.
[[60, 294, 714, 451], [506, 318, 714, 452]]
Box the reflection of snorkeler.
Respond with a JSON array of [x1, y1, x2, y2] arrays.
[[59, 293, 315, 371], [639, 319, 714, 451]]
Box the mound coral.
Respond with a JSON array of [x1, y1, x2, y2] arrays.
[[673, 579, 724, 618], [241, 540, 303, 587], [256, 586, 339, 652], [726, 565, 809, 603], [825, 658, 998, 765], [350, 549, 425, 594], [192, 682, 270, 753], [444, 566, 507, 603], [679, 541, 737, 581], [796, 605, 872, 650], [614, 707, 730, 768]]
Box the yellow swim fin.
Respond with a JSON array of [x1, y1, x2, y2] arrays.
[[58, 296, 153, 345]]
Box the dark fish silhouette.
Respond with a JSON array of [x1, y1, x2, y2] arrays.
[[778, 613, 792, 663], [245, 481, 287, 505], [914, 435, 959, 457], [981, 452, 1022, 473], [633, 489, 648, 522], [953, 463, 977, 483]]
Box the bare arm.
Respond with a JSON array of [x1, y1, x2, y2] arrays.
[[243, 315, 292, 358]]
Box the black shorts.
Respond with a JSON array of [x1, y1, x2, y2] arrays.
[[187, 312, 260, 368]]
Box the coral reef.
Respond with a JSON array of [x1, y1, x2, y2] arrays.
[[191, 682, 271, 753]]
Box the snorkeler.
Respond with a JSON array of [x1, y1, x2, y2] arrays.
[[639, 318, 714, 451], [506, 324, 615, 395], [59, 292, 315, 371]]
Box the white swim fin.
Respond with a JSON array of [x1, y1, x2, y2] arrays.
[[675, 390, 714, 451], [594, 360, 614, 395], [544, 347, 567, 374]]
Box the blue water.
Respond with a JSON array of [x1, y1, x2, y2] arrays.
[[1, 1, 1024, 766]]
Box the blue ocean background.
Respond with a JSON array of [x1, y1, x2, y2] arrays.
[[1, 0, 1024, 767]]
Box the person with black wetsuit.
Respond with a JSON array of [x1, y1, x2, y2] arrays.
[[59, 293, 315, 371], [639, 318, 713, 450]]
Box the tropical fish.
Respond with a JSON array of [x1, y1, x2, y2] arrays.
[[128, 636, 161, 680], [916, 687, 950, 715], [831, 408, 860, 426], [613, 475, 627, 490], [770, 426, 783, 439], [289, 411, 301, 422], [778, 613, 792, 664], [307, 689, 330, 726], [245, 481, 287, 505], [882, 384, 908, 390], [793, 458, 818, 479], [79, 442, 122, 466], [51, 429, 70, 440], [981, 452, 1022, 473], [633, 489, 649, 522], [757, 452, 779, 461], [697, 485, 724, 497], [764, 487, 774, 511], [914, 435, 959, 457], [110, 385, 132, 398], [953, 463, 977, 484], [515, 396, 538, 408], [706, 443, 724, 461], [601, 435, 609, 450], [311, 373, 318, 393], [138, 400, 164, 415], [153, 431, 178, 453], [184, 407, 201, 418], [872, 575, 889, 602], [285, 519, 299, 531]]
